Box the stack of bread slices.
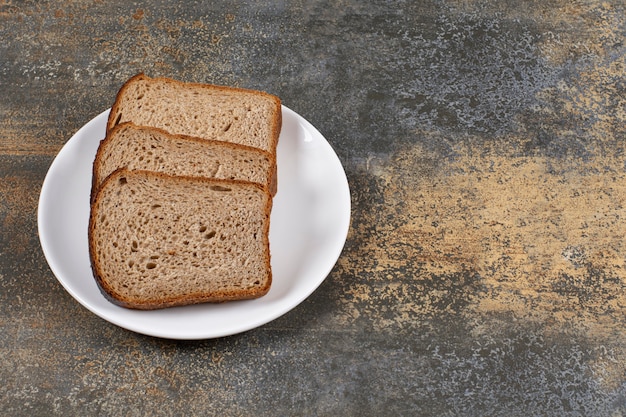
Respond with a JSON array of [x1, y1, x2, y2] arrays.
[[88, 74, 282, 310]]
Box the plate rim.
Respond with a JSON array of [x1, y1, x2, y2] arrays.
[[37, 105, 351, 339]]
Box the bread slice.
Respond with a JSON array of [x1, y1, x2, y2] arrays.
[[88, 169, 272, 310], [92, 122, 275, 200], [106, 73, 282, 155]]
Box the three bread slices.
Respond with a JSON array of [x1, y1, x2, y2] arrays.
[[89, 74, 281, 309]]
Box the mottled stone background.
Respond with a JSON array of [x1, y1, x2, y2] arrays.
[[1, 0, 625, 416]]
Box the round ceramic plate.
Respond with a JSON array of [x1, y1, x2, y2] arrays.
[[38, 106, 351, 339]]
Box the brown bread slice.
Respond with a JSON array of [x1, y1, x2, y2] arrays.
[[92, 122, 275, 200], [88, 169, 272, 310], [106, 73, 282, 155]]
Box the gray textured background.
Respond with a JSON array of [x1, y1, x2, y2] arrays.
[[1, 1, 626, 415]]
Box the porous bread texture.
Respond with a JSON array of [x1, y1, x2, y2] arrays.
[[88, 169, 272, 310], [92, 123, 274, 199], [107, 73, 282, 155]]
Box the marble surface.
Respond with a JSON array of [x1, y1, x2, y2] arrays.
[[1, 1, 625, 415]]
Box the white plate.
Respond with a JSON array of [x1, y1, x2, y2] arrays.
[[38, 106, 350, 340]]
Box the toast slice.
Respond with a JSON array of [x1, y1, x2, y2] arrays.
[[88, 169, 272, 310], [92, 122, 275, 200], [106, 73, 282, 155]]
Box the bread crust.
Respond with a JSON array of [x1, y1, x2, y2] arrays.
[[88, 169, 272, 310]]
